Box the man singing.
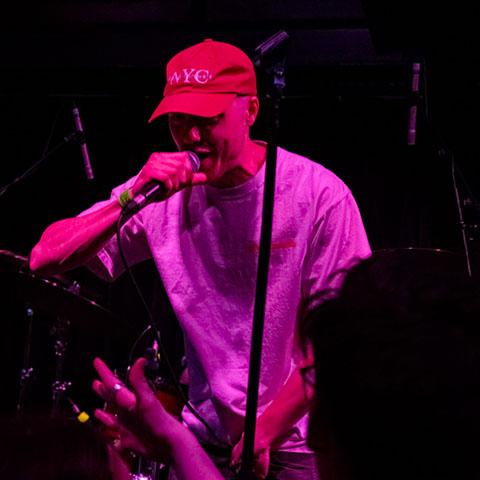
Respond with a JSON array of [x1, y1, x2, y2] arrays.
[[30, 39, 371, 479]]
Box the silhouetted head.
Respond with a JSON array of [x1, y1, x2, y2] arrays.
[[302, 250, 480, 480]]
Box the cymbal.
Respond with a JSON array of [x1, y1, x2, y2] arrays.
[[372, 247, 478, 277], [0, 249, 72, 286], [0, 249, 131, 336]]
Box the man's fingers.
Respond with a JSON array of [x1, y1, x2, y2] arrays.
[[231, 445, 270, 479], [191, 172, 208, 186], [129, 358, 147, 386], [230, 440, 242, 469], [94, 408, 117, 427], [93, 357, 136, 407], [92, 379, 109, 402], [129, 358, 160, 404], [129, 357, 158, 399], [93, 357, 119, 388], [255, 449, 271, 479]]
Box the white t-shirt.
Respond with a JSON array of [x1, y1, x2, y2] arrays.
[[83, 146, 371, 451]]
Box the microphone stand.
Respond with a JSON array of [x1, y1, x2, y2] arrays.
[[416, 58, 476, 278], [237, 31, 290, 480], [0, 129, 86, 200]]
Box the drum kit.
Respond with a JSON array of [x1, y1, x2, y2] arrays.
[[0, 249, 179, 479], [0, 249, 130, 413]]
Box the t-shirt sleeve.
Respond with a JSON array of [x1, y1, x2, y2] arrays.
[[302, 191, 371, 299]]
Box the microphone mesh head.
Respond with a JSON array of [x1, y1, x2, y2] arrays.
[[187, 151, 201, 172]]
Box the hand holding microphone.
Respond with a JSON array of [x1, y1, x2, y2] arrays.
[[121, 151, 207, 216]]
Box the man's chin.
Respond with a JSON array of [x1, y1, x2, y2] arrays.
[[198, 157, 216, 178]]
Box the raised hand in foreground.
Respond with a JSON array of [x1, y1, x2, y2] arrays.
[[92, 357, 222, 480]]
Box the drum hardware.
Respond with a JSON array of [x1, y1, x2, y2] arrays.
[[462, 198, 480, 243], [16, 304, 35, 416], [1, 249, 130, 415], [67, 280, 81, 296], [51, 380, 72, 414], [51, 316, 71, 416], [132, 458, 165, 480], [0, 249, 129, 335], [144, 345, 160, 379], [372, 247, 479, 278]]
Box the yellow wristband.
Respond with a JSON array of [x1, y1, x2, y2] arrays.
[[119, 189, 133, 208]]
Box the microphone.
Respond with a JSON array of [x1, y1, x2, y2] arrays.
[[72, 102, 94, 180], [121, 151, 200, 217], [407, 62, 421, 146]]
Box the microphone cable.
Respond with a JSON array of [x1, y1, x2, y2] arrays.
[[115, 211, 227, 447], [127, 324, 152, 368]]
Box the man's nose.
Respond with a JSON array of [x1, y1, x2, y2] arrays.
[[183, 124, 201, 144]]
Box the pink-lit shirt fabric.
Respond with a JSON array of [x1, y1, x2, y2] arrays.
[[82, 146, 371, 451]]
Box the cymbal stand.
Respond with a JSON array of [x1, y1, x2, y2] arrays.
[[132, 458, 164, 480], [51, 316, 71, 416], [16, 303, 35, 416]]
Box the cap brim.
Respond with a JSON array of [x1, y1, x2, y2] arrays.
[[149, 93, 237, 122]]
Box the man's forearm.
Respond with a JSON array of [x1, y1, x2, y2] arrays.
[[230, 366, 311, 475], [169, 427, 224, 480], [29, 199, 121, 275], [255, 367, 310, 451]]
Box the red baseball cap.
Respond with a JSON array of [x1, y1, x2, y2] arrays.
[[149, 39, 257, 122]]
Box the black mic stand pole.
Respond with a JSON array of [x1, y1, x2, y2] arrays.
[[415, 57, 475, 278], [237, 31, 290, 480]]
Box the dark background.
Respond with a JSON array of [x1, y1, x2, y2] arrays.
[[1, 0, 479, 416]]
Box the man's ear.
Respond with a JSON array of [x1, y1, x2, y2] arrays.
[[246, 96, 260, 126]]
